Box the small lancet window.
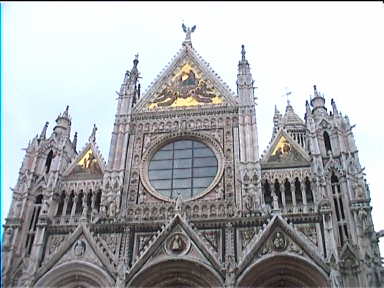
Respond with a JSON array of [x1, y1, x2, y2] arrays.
[[323, 131, 332, 152], [274, 179, 282, 208], [305, 177, 313, 204], [263, 180, 272, 207], [45, 150, 54, 173], [284, 179, 292, 205], [295, 178, 302, 204]]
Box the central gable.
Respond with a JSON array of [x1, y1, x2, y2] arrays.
[[134, 44, 237, 113], [148, 60, 223, 109]]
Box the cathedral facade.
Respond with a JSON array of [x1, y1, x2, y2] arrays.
[[2, 28, 383, 287]]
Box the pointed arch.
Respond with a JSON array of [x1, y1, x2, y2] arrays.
[[34, 260, 114, 288], [128, 258, 223, 288], [237, 255, 328, 287]]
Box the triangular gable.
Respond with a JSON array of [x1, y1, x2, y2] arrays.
[[134, 44, 238, 112], [127, 213, 223, 282], [35, 223, 117, 282], [237, 215, 329, 278], [63, 142, 106, 180], [261, 128, 310, 168]]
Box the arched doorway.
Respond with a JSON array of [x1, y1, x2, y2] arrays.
[[238, 255, 328, 287], [129, 258, 223, 287], [34, 261, 114, 288]]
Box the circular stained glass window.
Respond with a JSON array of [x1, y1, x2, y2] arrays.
[[148, 139, 218, 200]]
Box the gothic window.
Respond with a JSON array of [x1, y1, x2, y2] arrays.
[[45, 150, 54, 173], [295, 178, 302, 205], [331, 172, 349, 246], [263, 180, 272, 206], [25, 194, 43, 255], [323, 131, 332, 152], [305, 177, 313, 204], [148, 139, 218, 200], [284, 179, 292, 206]]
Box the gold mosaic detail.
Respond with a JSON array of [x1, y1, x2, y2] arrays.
[[148, 62, 223, 109]]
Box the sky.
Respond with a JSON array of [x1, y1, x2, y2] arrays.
[[2, 2, 384, 254]]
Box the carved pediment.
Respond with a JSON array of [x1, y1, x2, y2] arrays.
[[262, 129, 310, 168], [134, 44, 237, 113], [63, 142, 106, 180], [127, 214, 223, 283]]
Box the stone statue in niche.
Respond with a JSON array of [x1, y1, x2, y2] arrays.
[[175, 192, 183, 212], [170, 234, 184, 252], [73, 239, 86, 257], [272, 232, 287, 251]]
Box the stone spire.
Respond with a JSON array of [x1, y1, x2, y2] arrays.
[[237, 45, 255, 105], [39, 121, 49, 141], [119, 55, 140, 97]]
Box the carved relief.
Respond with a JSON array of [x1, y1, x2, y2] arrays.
[[165, 233, 190, 256], [73, 239, 86, 257]]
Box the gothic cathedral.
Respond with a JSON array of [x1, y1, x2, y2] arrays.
[[2, 27, 383, 288]]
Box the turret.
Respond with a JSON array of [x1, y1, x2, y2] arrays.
[[310, 85, 327, 118], [53, 105, 71, 139]]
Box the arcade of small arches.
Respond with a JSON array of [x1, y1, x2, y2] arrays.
[[54, 189, 103, 222], [262, 176, 315, 213]]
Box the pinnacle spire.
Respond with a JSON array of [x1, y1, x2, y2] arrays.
[[39, 121, 49, 140], [89, 124, 97, 143], [331, 98, 339, 115], [63, 105, 69, 118]]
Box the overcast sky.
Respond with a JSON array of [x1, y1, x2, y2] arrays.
[[3, 2, 384, 254]]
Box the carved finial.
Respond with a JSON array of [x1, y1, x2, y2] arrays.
[[282, 88, 292, 107], [39, 121, 49, 140], [133, 53, 139, 67], [182, 23, 196, 45], [313, 85, 319, 97], [89, 124, 97, 143], [241, 44, 246, 61]]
